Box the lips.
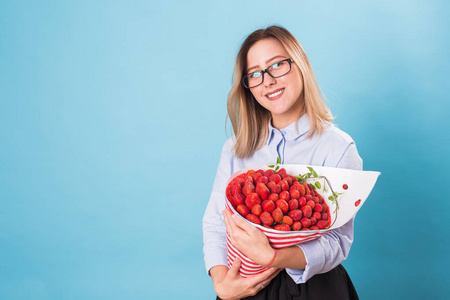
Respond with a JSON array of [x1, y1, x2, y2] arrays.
[[265, 88, 285, 100]]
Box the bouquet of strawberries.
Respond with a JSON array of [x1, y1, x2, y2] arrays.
[[224, 161, 380, 277]]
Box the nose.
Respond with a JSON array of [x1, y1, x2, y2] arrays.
[[263, 72, 276, 86]]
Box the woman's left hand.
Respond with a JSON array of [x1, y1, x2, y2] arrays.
[[223, 209, 275, 267]]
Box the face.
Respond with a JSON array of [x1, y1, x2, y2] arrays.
[[246, 38, 304, 129]]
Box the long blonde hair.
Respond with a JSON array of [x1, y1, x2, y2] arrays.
[[227, 26, 333, 158]]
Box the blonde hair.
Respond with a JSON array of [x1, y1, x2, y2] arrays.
[[227, 25, 333, 158]]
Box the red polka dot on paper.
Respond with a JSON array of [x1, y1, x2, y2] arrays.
[[355, 200, 361, 207], [343, 184, 348, 190]]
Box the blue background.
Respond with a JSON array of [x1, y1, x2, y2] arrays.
[[1, 0, 449, 299]]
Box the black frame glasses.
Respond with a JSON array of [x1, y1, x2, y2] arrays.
[[242, 58, 294, 88]]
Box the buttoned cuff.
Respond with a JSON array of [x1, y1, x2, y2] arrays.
[[285, 240, 325, 284]]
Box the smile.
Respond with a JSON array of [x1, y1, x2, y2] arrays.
[[266, 88, 285, 99]]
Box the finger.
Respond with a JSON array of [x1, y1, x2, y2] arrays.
[[248, 266, 280, 286], [231, 212, 258, 234], [222, 209, 232, 235], [227, 257, 242, 277]]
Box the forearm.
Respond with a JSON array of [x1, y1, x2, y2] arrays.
[[270, 246, 307, 269]]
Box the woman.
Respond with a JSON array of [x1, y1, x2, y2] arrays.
[[203, 26, 362, 300]]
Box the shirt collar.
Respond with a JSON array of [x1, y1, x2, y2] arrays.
[[266, 114, 310, 145]]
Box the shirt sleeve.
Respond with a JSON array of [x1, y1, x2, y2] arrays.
[[286, 142, 363, 283], [202, 139, 234, 275]]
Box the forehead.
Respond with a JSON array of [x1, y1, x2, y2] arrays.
[[246, 38, 289, 67]]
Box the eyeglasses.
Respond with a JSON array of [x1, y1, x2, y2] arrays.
[[242, 58, 294, 88]]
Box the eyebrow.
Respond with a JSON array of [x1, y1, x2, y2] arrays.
[[246, 55, 287, 73]]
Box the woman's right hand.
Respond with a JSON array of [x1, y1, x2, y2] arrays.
[[210, 257, 281, 300]]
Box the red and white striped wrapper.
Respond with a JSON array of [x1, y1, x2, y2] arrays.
[[225, 197, 332, 277], [224, 164, 380, 277]]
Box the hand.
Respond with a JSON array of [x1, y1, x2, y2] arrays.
[[222, 209, 275, 267], [211, 258, 281, 300]]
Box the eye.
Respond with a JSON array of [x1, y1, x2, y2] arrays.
[[271, 62, 281, 69], [250, 71, 262, 78]]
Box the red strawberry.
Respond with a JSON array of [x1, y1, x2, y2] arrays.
[[270, 184, 281, 194], [255, 183, 270, 200], [253, 172, 262, 183], [264, 169, 275, 178], [283, 176, 293, 186], [313, 204, 323, 212], [246, 214, 261, 225], [233, 192, 245, 206], [317, 220, 328, 229], [236, 205, 250, 217], [301, 205, 312, 218], [321, 213, 328, 220], [300, 217, 311, 228], [269, 193, 279, 201], [310, 216, 317, 225], [288, 209, 302, 222], [321, 202, 328, 213], [290, 189, 300, 199], [310, 226, 319, 230], [288, 199, 299, 210], [282, 216, 293, 226], [262, 200, 276, 213], [256, 176, 269, 185], [279, 191, 290, 201], [269, 174, 281, 184], [251, 204, 263, 216], [242, 182, 255, 196], [272, 208, 283, 222], [292, 221, 301, 231], [298, 196, 307, 207], [277, 168, 287, 176], [246, 169, 256, 177], [312, 196, 320, 203], [313, 212, 322, 220], [276, 200, 289, 214], [307, 200, 316, 210], [274, 224, 291, 231], [245, 193, 261, 209], [279, 180, 289, 191], [260, 212, 274, 226]]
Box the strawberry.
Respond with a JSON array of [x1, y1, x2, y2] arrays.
[[282, 215, 293, 226], [256, 176, 269, 185], [264, 169, 274, 178], [290, 189, 300, 199], [274, 224, 291, 231], [246, 214, 261, 225], [272, 208, 283, 223], [255, 183, 270, 200], [321, 213, 328, 220], [242, 182, 255, 196], [288, 199, 298, 210], [300, 217, 311, 228], [269, 193, 279, 201], [233, 192, 245, 206], [313, 212, 322, 220], [260, 212, 274, 226], [292, 221, 301, 231], [288, 209, 302, 222], [236, 205, 250, 217], [316, 220, 328, 229], [270, 184, 281, 194], [276, 200, 289, 214], [313, 204, 323, 212], [298, 196, 307, 207], [279, 180, 289, 191], [245, 193, 261, 209], [251, 204, 263, 216], [301, 205, 312, 218], [279, 191, 290, 201], [310, 226, 319, 231], [262, 200, 276, 213], [269, 174, 281, 184]]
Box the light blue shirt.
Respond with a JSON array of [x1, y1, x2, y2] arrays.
[[202, 114, 363, 283]]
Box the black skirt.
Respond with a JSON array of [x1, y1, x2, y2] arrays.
[[217, 264, 359, 300]]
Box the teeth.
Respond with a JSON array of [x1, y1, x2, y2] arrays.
[[267, 89, 284, 98]]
